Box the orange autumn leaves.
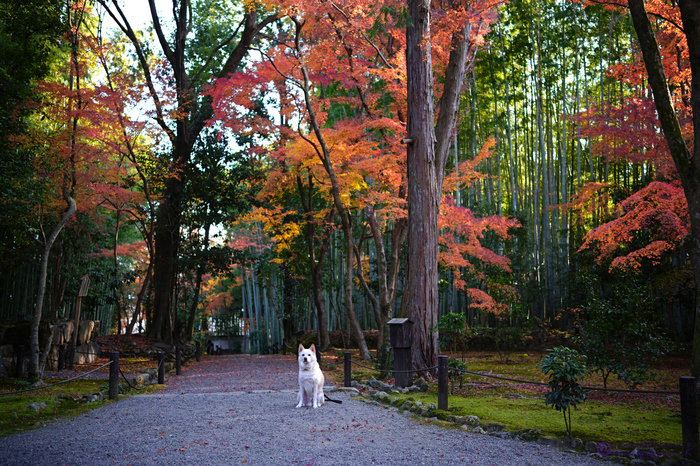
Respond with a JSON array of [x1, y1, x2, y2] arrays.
[[571, 182, 688, 273], [209, 0, 518, 316], [566, 0, 692, 274]]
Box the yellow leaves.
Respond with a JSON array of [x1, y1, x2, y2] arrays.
[[228, 206, 304, 259]]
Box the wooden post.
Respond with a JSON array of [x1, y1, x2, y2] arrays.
[[68, 275, 90, 370], [157, 352, 165, 384], [15, 345, 24, 379], [175, 346, 181, 375], [438, 355, 448, 411], [344, 352, 351, 387], [680, 376, 699, 460], [58, 344, 65, 371], [195, 341, 201, 362], [109, 351, 119, 400], [389, 318, 414, 387]]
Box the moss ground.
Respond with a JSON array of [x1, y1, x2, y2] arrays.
[[0, 372, 163, 438], [324, 348, 688, 456]]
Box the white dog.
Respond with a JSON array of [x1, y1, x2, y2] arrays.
[[296, 344, 324, 409]]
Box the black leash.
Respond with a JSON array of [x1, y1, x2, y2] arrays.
[[325, 393, 342, 404]]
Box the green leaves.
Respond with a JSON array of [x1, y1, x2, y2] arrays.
[[574, 272, 673, 389], [540, 346, 589, 438]]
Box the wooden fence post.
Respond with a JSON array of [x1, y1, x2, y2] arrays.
[[175, 346, 181, 375], [157, 352, 165, 384], [680, 376, 699, 461], [438, 355, 448, 411], [58, 344, 65, 371], [344, 352, 351, 387], [109, 351, 119, 400], [15, 345, 24, 379]]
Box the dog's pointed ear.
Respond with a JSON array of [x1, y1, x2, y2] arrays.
[[310, 344, 316, 354], [298, 344, 304, 353]]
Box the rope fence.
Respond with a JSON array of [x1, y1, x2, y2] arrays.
[[0, 361, 113, 397], [343, 352, 696, 454], [2, 346, 187, 401], [344, 354, 679, 396]]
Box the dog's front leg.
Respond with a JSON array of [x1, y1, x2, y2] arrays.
[[312, 385, 320, 409], [296, 388, 304, 408]]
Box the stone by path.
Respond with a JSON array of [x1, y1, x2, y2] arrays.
[[0, 355, 609, 466]]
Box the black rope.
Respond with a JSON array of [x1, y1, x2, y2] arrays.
[[349, 359, 438, 374], [346, 358, 679, 396], [453, 368, 549, 387], [0, 361, 113, 397], [452, 368, 679, 395], [119, 368, 136, 389]]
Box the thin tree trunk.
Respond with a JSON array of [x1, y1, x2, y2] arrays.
[[29, 190, 77, 381], [185, 224, 210, 342], [297, 174, 333, 351], [290, 17, 370, 360]]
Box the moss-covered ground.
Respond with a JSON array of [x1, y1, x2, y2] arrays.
[[0, 365, 164, 438], [324, 349, 688, 456]]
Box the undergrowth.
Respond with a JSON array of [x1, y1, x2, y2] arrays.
[[326, 349, 686, 453], [0, 377, 163, 438]]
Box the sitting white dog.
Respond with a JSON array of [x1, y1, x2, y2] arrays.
[[296, 344, 324, 409]]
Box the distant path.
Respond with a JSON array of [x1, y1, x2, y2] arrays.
[[0, 354, 608, 465], [161, 354, 299, 393]]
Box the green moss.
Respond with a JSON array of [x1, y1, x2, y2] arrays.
[[0, 378, 163, 438], [432, 409, 450, 421], [384, 391, 680, 450]]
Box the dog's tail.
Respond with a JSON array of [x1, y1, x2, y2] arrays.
[[324, 393, 342, 404]]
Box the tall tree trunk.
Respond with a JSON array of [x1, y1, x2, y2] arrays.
[[405, 0, 438, 371], [628, 0, 700, 372], [404, 0, 472, 371], [627, 3, 700, 459], [499, 27, 518, 214]]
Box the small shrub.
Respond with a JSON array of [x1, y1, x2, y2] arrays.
[[13, 380, 32, 391], [467, 326, 525, 363], [539, 346, 589, 439], [447, 357, 467, 394], [436, 312, 469, 358], [491, 327, 525, 363], [574, 272, 674, 388]]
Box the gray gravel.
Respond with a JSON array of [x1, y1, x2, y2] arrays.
[[0, 355, 608, 465]]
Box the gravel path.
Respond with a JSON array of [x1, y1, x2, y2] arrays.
[[0, 355, 607, 465]]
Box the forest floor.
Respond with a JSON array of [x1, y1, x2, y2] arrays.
[[326, 348, 689, 455], [0, 336, 691, 460], [0, 353, 608, 466]]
